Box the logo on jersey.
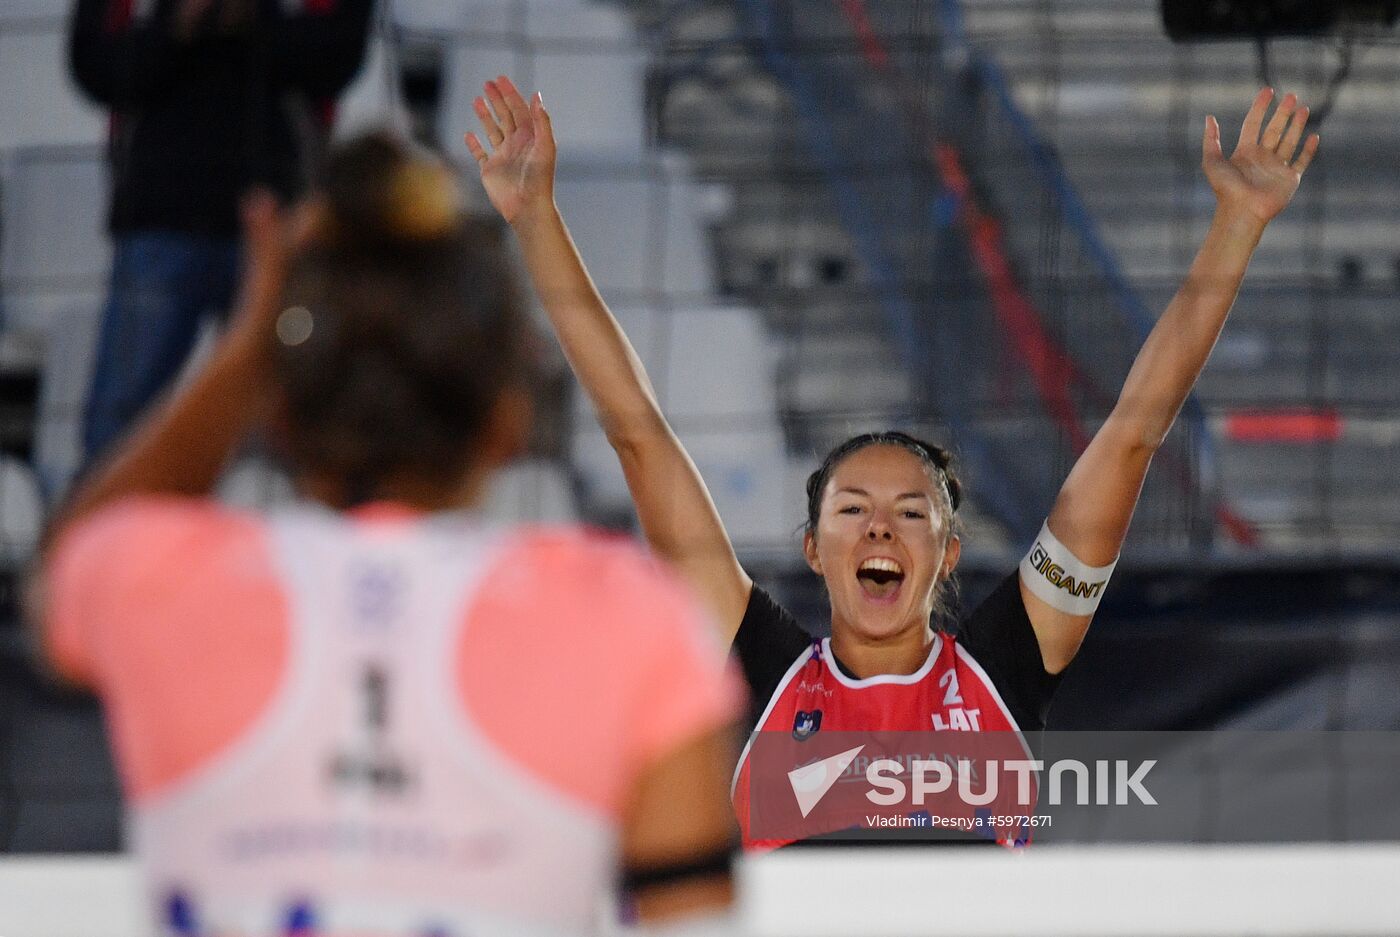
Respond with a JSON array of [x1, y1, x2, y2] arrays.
[[350, 562, 405, 629], [282, 900, 318, 936], [792, 710, 823, 740], [164, 889, 198, 935]]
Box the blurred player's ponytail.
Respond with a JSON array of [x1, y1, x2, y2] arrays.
[[273, 132, 530, 505]]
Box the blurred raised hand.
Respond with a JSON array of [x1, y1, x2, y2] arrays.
[[227, 190, 293, 341], [1203, 88, 1321, 224], [465, 75, 556, 225]]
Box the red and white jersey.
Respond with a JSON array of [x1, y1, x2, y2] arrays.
[[730, 634, 1028, 850], [46, 497, 742, 937], [728, 576, 1059, 851]]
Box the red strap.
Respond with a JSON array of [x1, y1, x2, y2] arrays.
[[308, 0, 342, 128], [105, 0, 133, 33]]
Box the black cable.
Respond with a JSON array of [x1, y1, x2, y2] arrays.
[[1310, 34, 1358, 128], [1254, 31, 1362, 132]]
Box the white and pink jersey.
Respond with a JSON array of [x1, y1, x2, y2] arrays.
[[46, 497, 743, 937]]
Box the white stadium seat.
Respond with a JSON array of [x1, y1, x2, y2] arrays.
[[0, 23, 105, 153], [0, 454, 43, 565], [551, 155, 716, 303], [332, 35, 411, 141], [662, 304, 779, 420], [0, 149, 110, 290], [523, 1, 646, 159], [216, 458, 297, 512], [12, 292, 103, 499], [481, 458, 578, 525], [571, 422, 804, 553], [676, 426, 805, 551], [393, 0, 517, 37], [437, 43, 532, 155]]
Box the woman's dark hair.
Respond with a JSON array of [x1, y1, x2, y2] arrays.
[[274, 132, 528, 503], [803, 431, 963, 539]]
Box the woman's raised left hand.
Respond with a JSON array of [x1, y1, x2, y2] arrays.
[[465, 75, 556, 226], [1203, 88, 1320, 225]]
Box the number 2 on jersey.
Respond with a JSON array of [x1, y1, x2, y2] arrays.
[[938, 668, 963, 706]]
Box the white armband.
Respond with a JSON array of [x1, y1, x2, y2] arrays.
[[1018, 520, 1118, 616]]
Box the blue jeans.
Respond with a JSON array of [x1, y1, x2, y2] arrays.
[[82, 233, 242, 463]]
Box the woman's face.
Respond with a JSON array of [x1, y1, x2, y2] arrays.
[[803, 445, 960, 643]]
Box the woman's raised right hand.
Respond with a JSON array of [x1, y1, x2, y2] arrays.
[[465, 75, 557, 226]]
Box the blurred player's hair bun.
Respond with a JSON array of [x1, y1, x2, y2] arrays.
[[315, 132, 465, 248], [274, 131, 532, 505]]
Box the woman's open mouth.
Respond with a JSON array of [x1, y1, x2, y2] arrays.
[[856, 557, 905, 603]]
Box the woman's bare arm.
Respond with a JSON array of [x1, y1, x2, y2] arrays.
[[1025, 89, 1320, 673], [466, 77, 753, 638]]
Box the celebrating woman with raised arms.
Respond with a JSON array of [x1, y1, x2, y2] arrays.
[[467, 79, 1318, 848]]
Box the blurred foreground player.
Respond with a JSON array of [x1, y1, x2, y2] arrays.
[[35, 136, 743, 935]]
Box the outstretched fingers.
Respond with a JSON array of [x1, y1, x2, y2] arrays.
[[483, 80, 516, 137], [1237, 87, 1274, 151], [235, 190, 290, 328], [1292, 133, 1321, 175], [495, 75, 533, 135], [1202, 114, 1224, 167], [1277, 105, 1309, 160], [1259, 92, 1297, 151], [473, 95, 504, 147], [240, 191, 289, 283], [530, 91, 554, 149], [241, 190, 282, 251], [464, 131, 488, 165], [467, 78, 552, 174]]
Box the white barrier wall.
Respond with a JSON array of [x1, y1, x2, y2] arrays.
[[4, 846, 1400, 936]]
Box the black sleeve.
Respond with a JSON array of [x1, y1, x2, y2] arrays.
[[68, 0, 189, 107], [270, 0, 375, 98], [956, 570, 1062, 733], [730, 586, 813, 731]]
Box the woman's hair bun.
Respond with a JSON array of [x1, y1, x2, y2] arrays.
[[387, 161, 464, 239], [316, 132, 464, 249]]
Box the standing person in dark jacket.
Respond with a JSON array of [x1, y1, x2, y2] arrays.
[[68, 0, 373, 466]]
